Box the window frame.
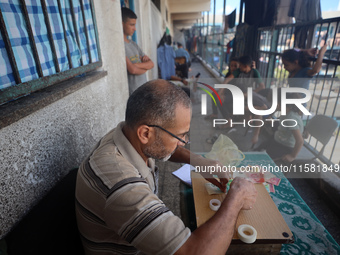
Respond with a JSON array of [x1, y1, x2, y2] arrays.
[[0, 0, 102, 105]]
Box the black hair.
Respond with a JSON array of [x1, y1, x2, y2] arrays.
[[238, 55, 252, 67], [157, 33, 167, 48], [121, 7, 137, 22], [177, 42, 183, 47], [229, 57, 239, 64], [282, 49, 311, 68], [125, 80, 191, 129], [166, 35, 172, 45]]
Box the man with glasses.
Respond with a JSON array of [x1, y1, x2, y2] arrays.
[[76, 79, 257, 255]]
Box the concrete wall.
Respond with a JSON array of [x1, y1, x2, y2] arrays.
[[0, 0, 128, 239], [150, 2, 165, 79], [135, 0, 155, 81]]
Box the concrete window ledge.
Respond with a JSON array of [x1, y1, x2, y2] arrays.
[[0, 70, 108, 129]]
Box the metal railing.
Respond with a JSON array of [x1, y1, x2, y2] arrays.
[[257, 17, 340, 166], [197, 31, 236, 76]]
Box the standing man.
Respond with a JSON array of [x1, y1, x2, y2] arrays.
[[76, 79, 257, 255], [122, 7, 154, 94]]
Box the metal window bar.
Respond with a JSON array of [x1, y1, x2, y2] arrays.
[[0, 8, 21, 84], [330, 126, 340, 162], [0, 0, 102, 106], [331, 67, 340, 118], [69, 0, 83, 66], [80, 0, 92, 63], [218, 0, 226, 73], [314, 65, 329, 115], [40, 0, 60, 73], [281, 27, 287, 52], [257, 17, 340, 164], [89, 0, 101, 62], [58, 0, 72, 69], [315, 23, 323, 47], [306, 72, 319, 123], [19, 0, 43, 78], [310, 63, 329, 151], [329, 21, 339, 60], [323, 64, 337, 115]]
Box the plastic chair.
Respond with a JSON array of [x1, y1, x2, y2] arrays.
[[295, 114, 338, 161]]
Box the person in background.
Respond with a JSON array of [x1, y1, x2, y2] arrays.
[[122, 7, 154, 95], [244, 89, 272, 145], [265, 91, 305, 163], [205, 57, 239, 122], [157, 34, 191, 96], [157, 34, 179, 81], [75, 80, 257, 255], [223, 55, 265, 94], [175, 43, 191, 66], [282, 45, 327, 90]]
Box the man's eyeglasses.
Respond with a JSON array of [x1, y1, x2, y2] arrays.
[[147, 125, 190, 145]]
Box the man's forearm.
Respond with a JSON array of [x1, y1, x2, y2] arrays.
[[126, 56, 153, 75], [174, 170, 258, 255], [127, 65, 148, 75], [134, 60, 154, 70], [175, 188, 244, 255]]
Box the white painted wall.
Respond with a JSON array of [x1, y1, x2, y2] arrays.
[[150, 2, 164, 79], [0, 0, 128, 239], [135, 0, 155, 81]]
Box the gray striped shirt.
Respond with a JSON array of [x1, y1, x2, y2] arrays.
[[75, 122, 190, 255]]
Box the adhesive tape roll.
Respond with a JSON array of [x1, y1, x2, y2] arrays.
[[237, 224, 257, 244], [209, 199, 221, 211]]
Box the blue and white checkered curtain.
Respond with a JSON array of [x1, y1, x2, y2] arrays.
[[0, 0, 99, 90]]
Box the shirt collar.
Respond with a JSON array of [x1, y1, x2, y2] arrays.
[[113, 122, 156, 186]]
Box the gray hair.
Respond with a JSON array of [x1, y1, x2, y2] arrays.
[[125, 79, 191, 129]]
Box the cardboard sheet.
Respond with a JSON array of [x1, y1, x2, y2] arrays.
[[191, 171, 293, 244]]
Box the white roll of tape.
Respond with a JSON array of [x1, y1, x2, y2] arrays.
[[237, 224, 257, 244], [209, 199, 221, 211]]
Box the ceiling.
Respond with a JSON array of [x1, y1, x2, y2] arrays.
[[168, 0, 210, 29]]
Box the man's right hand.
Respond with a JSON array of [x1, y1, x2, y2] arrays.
[[227, 177, 257, 210]]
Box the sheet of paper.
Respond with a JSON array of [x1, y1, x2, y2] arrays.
[[172, 164, 196, 186]]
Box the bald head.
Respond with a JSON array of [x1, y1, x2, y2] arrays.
[[125, 80, 191, 129]]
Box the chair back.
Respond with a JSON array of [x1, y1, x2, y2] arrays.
[[305, 115, 338, 154], [175, 56, 186, 65]]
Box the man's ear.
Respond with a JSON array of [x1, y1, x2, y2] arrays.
[[137, 125, 153, 145]]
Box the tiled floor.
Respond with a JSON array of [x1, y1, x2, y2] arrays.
[[157, 59, 340, 245]]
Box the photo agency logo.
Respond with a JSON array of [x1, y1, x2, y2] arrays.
[[200, 84, 312, 128], [197, 82, 223, 112]]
